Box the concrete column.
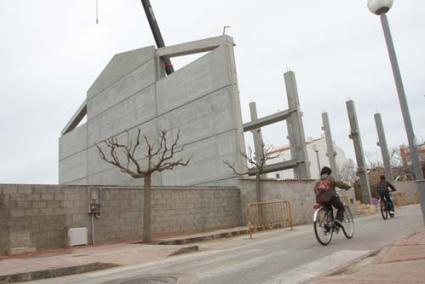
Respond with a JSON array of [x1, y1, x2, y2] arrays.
[[284, 71, 311, 179], [346, 100, 372, 204], [374, 113, 393, 181], [322, 112, 339, 178], [249, 102, 265, 168]]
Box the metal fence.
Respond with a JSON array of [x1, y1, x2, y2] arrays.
[[246, 200, 293, 238]]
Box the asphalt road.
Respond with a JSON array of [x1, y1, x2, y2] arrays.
[[29, 205, 424, 284]]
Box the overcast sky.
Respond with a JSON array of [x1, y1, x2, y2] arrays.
[[0, 1, 424, 184]]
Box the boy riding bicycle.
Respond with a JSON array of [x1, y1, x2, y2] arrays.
[[377, 175, 396, 217], [314, 167, 351, 227]]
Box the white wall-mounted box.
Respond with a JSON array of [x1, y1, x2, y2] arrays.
[[68, 227, 88, 247]]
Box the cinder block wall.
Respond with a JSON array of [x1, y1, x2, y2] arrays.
[[0, 184, 241, 255], [393, 181, 417, 203], [238, 179, 357, 226], [0, 190, 9, 254]]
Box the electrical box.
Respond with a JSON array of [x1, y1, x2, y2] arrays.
[[89, 203, 101, 214], [68, 227, 88, 247]]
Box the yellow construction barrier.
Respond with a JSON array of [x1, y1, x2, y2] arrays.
[[246, 200, 293, 238]]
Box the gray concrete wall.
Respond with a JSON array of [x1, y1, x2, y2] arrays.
[[0, 184, 242, 255], [59, 36, 245, 187], [393, 181, 418, 204], [238, 179, 357, 226]]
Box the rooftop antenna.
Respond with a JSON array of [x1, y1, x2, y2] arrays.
[[223, 25, 231, 35], [140, 0, 174, 75]]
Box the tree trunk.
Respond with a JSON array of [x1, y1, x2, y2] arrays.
[[255, 173, 264, 225], [143, 174, 152, 243], [255, 173, 261, 203]]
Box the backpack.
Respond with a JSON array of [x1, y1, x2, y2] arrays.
[[315, 179, 332, 192], [314, 179, 333, 203]]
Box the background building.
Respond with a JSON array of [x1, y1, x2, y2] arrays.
[[267, 136, 350, 180], [400, 142, 425, 167]]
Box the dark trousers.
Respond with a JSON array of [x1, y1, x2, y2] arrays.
[[323, 196, 345, 222], [379, 191, 394, 212]]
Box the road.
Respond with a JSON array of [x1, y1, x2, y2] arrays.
[[29, 205, 424, 284]]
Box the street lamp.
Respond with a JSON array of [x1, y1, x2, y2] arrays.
[[367, 0, 425, 225], [312, 144, 321, 177]]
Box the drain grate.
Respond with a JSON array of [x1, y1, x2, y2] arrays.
[[102, 276, 178, 284]]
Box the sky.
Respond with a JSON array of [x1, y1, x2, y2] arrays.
[[0, 0, 424, 184]]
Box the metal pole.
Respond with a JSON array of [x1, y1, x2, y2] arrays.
[[380, 13, 425, 224], [314, 148, 321, 177], [346, 100, 372, 204], [322, 112, 339, 178], [284, 71, 311, 179], [374, 113, 393, 181], [140, 0, 174, 75]]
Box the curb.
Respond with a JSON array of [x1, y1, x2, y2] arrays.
[[167, 246, 199, 257], [317, 249, 380, 279], [0, 262, 117, 283], [156, 228, 249, 245]]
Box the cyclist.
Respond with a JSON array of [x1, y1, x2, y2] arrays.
[[377, 175, 396, 217], [314, 166, 351, 227]]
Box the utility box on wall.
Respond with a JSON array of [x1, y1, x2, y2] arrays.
[[68, 227, 88, 247]]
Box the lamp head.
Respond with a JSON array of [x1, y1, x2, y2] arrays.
[[367, 0, 393, 15]]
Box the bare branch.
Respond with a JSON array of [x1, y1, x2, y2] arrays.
[[158, 155, 192, 172], [131, 128, 141, 157], [96, 128, 190, 179], [223, 160, 249, 176], [152, 130, 185, 172]]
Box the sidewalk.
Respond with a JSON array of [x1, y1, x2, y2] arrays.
[[0, 226, 247, 283], [314, 230, 425, 284]]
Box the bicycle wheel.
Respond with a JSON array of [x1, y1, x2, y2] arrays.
[[380, 200, 388, 220], [342, 206, 354, 239], [314, 208, 333, 246]]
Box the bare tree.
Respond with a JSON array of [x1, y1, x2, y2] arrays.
[[365, 151, 383, 170], [223, 144, 279, 203], [390, 147, 402, 168], [96, 129, 191, 243], [339, 159, 357, 184]]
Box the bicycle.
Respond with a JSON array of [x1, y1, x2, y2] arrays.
[[379, 192, 394, 220], [313, 190, 354, 246]]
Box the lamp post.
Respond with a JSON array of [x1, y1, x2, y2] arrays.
[[313, 144, 321, 177], [367, 0, 425, 225]]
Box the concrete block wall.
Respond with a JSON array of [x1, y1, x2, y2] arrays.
[[59, 36, 245, 187], [393, 181, 418, 204], [238, 179, 357, 226], [0, 184, 242, 255], [0, 185, 90, 255], [0, 189, 9, 254]]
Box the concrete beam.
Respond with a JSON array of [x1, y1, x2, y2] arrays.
[[248, 160, 299, 176], [156, 35, 234, 58], [61, 99, 87, 136], [374, 113, 393, 181], [249, 102, 265, 168], [284, 71, 311, 179], [322, 112, 339, 178], [243, 108, 295, 132], [346, 100, 372, 203]]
